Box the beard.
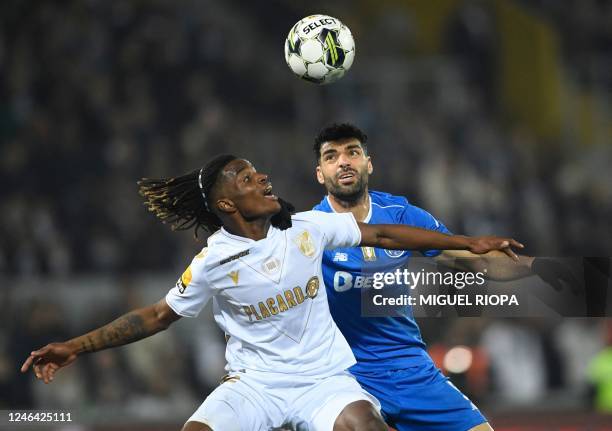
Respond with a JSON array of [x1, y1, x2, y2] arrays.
[[324, 170, 368, 203]]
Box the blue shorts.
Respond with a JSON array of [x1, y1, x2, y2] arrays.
[[352, 362, 487, 431]]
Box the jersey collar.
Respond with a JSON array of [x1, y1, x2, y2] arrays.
[[325, 193, 372, 223], [219, 225, 276, 244]]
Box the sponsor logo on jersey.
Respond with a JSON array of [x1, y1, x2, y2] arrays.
[[361, 247, 377, 261], [384, 249, 405, 258], [293, 230, 315, 257], [242, 277, 319, 322], [177, 266, 193, 294], [333, 252, 348, 262], [228, 270, 239, 285], [333, 271, 375, 291], [219, 249, 250, 266]]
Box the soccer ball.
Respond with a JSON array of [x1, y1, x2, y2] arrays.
[[284, 15, 355, 84]]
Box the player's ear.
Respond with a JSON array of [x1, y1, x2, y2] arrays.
[[367, 156, 373, 175], [216, 198, 236, 214], [316, 165, 325, 185]]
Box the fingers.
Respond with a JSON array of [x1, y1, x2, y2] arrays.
[[21, 346, 51, 379], [500, 242, 519, 261], [20, 355, 35, 373], [42, 363, 58, 384], [495, 238, 522, 261], [21, 347, 47, 374], [509, 239, 524, 249], [33, 362, 43, 380]]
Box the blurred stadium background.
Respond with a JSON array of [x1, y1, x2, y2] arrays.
[[1, 0, 611, 430]]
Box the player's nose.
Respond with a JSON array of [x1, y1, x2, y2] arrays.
[[257, 173, 270, 185], [337, 152, 353, 167]]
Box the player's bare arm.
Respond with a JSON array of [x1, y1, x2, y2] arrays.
[[20, 298, 181, 383], [357, 222, 523, 261], [434, 250, 580, 290], [434, 250, 534, 280]]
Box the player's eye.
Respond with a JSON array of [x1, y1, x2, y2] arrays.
[[349, 149, 360, 156], [324, 153, 337, 161], [243, 175, 250, 182]]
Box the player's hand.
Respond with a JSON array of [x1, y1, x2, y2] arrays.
[[531, 257, 582, 293], [468, 236, 524, 261], [20, 342, 78, 384]]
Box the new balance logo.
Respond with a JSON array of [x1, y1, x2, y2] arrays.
[[333, 252, 348, 262]]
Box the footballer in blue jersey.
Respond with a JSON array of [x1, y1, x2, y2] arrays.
[[312, 123, 544, 431]]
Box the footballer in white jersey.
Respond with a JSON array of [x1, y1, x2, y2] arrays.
[[166, 210, 361, 379], [21, 154, 523, 431]]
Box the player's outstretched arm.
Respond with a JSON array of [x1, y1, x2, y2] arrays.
[[435, 250, 581, 289], [358, 222, 523, 261], [20, 298, 181, 384], [434, 250, 534, 281]]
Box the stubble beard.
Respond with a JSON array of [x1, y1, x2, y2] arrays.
[[325, 172, 368, 205]]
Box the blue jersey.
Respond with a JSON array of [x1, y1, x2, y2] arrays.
[[314, 190, 451, 373]]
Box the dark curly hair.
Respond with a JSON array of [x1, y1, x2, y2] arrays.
[[314, 123, 368, 160]]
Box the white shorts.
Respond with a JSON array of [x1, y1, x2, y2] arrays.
[[187, 370, 381, 431]]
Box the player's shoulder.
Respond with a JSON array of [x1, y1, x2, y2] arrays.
[[291, 210, 354, 231], [312, 196, 332, 212], [291, 210, 333, 225], [189, 230, 235, 269], [369, 190, 410, 210]]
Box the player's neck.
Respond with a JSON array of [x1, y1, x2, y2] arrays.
[[328, 190, 370, 222], [223, 217, 272, 241]]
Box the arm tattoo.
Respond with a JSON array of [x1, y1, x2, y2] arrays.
[[86, 336, 96, 352], [99, 313, 147, 349]]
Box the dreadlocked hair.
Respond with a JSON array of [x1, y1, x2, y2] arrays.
[[271, 198, 295, 230], [138, 154, 237, 237], [138, 154, 297, 237]]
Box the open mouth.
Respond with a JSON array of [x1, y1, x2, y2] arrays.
[[337, 171, 357, 185], [263, 184, 278, 201]]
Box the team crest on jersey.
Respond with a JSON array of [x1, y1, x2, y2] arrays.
[[305, 276, 320, 298], [177, 266, 193, 293], [228, 270, 240, 285], [384, 249, 406, 258], [361, 247, 377, 261], [293, 230, 315, 257], [262, 258, 280, 274]]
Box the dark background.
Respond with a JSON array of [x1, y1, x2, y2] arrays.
[[1, 0, 611, 429]]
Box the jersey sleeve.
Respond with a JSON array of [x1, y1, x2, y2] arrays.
[[165, 254, 213, 318], [399, 204, 451, 257], [322, 211, 362, 249], [300, 211, 362, 249]]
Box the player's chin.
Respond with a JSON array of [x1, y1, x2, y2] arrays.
[[334, 183, 363, 198], [264, 196, 282, 213]]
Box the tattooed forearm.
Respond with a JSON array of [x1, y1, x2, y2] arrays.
[[71, 307, 163, 355], [99, 313, 147, 349], [86, 336, 96, 352], [79, 336, 97, 353]]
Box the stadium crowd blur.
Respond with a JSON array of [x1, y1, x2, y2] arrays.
[[1, 0, 611, 427]]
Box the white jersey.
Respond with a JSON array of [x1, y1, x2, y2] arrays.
[[166, 210, 362, 377]]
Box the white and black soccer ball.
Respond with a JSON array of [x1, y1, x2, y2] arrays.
[[284, 15, 355, 85]]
